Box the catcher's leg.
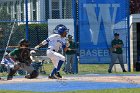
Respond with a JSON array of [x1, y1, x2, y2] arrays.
[[7, 65, 20, 80], [22, 64, 39, 79], [25, 70, 39, 79]]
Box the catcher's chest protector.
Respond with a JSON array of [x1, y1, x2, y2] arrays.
[[19, 48, 30, 62]]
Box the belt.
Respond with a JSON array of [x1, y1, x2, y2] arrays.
[[48, 48, 55, 51]]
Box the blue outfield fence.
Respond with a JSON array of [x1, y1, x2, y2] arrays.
[[78, 0, 130, 65]]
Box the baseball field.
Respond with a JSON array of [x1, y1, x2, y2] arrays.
[[0, 64, 140, 93]]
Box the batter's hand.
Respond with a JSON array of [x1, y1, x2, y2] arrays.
[[34, 45, 40, 50], [67, 48, 71, 50], [30, 50, 36, 54]]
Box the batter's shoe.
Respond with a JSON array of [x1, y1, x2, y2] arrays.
[[55, 72, 62, 78], [48, 75, 57, 79], [123, 70, 127, 72], [108, 70, 112, 73]]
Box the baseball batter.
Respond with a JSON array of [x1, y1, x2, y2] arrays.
[[35, 24, 69, 79]]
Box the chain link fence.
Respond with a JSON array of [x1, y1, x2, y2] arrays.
[[0, 0, 74, 61], [0, 0, 132, 74]]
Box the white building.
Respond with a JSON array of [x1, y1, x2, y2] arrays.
[[129, 14, 140, 72], [0, 0, 73, 22]]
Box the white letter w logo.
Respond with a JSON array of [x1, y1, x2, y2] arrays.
[[84, 4, 120, 45]]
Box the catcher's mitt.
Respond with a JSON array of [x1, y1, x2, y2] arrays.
[[19, 48, 31, 65]]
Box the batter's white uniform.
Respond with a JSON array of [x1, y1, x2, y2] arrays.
[[41, 34, 66, 68]]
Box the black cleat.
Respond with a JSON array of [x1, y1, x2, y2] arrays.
[[108, 70, 112, 73], [48, 75, 57, 79], [55, 72, 62, 78], [123, 70, 127, 72]]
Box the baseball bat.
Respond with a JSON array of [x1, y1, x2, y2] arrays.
[[8, 46, 37, 50]]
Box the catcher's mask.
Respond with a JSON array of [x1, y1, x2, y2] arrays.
[[19, 39, 29, 47]]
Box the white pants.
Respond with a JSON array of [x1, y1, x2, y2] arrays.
[[47, 49, 65, 68]]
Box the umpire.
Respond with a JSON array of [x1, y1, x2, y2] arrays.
[[108, 33, 127, 73]]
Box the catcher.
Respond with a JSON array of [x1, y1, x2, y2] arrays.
[[6, 39, 39, 80]]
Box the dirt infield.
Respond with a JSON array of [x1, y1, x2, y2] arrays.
[[0, 74, 140, 92], [0, 74, 140, 85], [66, 75, 140, 84]]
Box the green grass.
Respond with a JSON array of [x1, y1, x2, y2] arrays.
[[35, 63, 109, 77], [78, 64, 108, 74], [47, 63, 108, 74], [43, 63, 140, 75], [50, 88, 140, 93], [1, 63, 140, 77], [52, 88, 140, 93], [0, 88, 140, 93]]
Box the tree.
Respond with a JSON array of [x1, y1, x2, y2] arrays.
[[130, 0, 140, 14]]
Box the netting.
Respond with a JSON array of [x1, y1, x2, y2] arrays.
[[0, 0, 73, 60], [0, 0, 74, 75]]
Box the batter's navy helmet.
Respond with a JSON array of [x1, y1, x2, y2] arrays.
[[53, 24, 69, 34]]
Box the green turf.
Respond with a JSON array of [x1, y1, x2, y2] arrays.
[[45, 63, 109, 75], [1, 63, 140, 77], [0, 88, 140, 93], [44, 63, 140, 75], [52, 88, 140, 93], [54, 88, 140, 93]]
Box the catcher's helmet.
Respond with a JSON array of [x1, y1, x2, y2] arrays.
[[19, 39, 29, 47], [53, 24, 69, 34]]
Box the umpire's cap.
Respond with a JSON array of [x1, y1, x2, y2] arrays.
[[114, 33, 119, 36]]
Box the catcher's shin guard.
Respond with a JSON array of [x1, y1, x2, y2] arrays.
[[25, 70, 39, 79], [7, 68, 17, 80]]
